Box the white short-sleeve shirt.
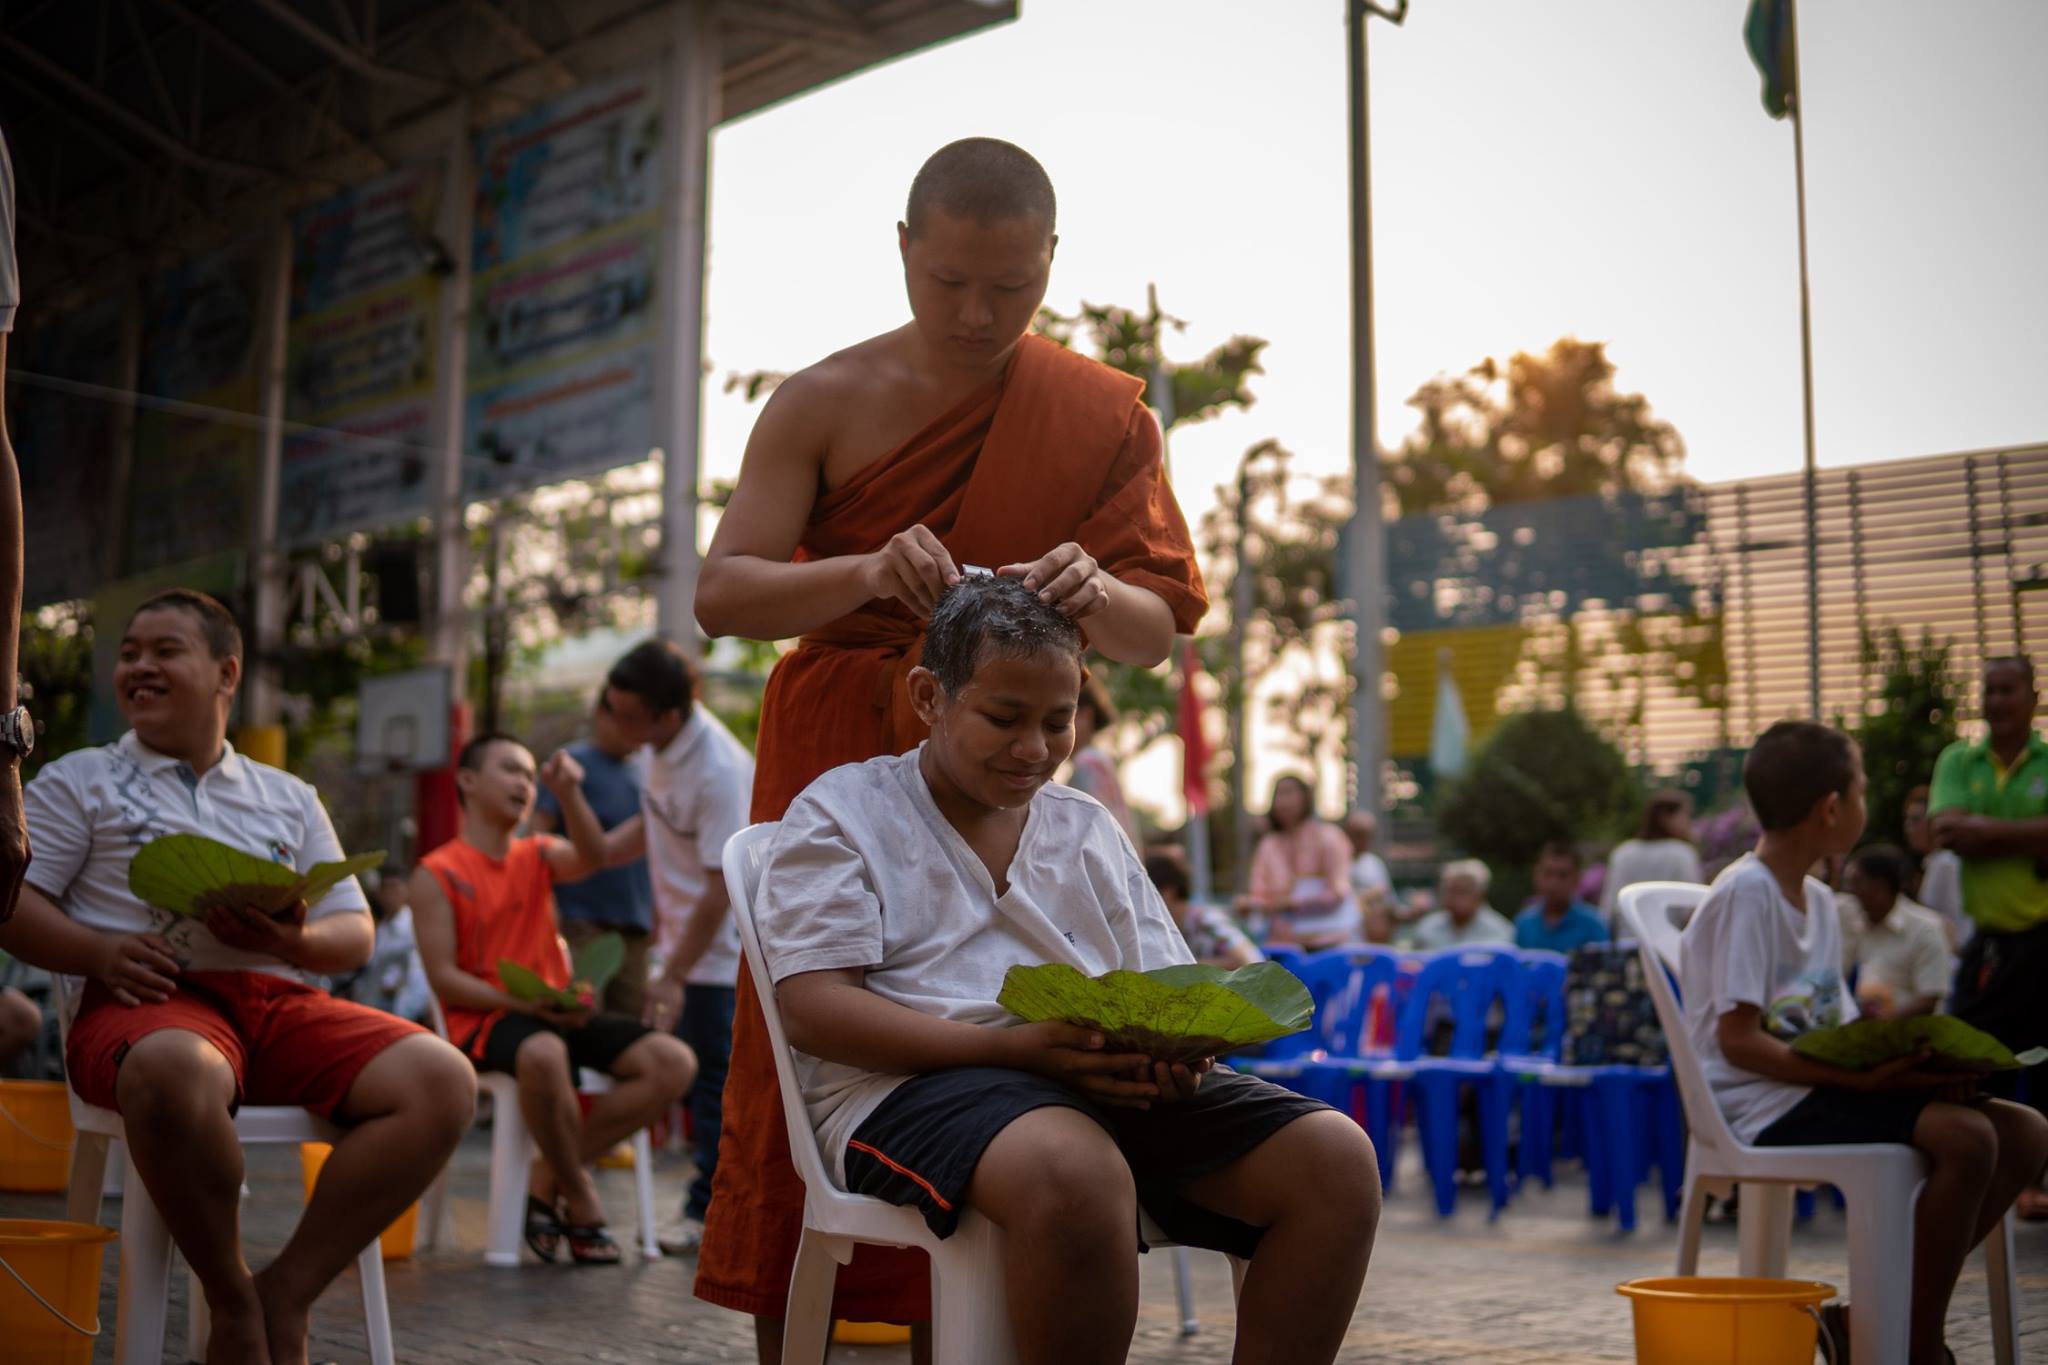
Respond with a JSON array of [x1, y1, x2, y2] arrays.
[[1837, 895, 1953, 1006], [23, 732, 370, 982], [754, 748, 1194, 1183], [643, 703, 753, 987], [1679, 854, 1855, 1144]]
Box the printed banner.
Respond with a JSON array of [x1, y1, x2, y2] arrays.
[[465, 66, 662, 496], [282, 162, 444, 544], [12, 291, 124, 605], [126, 241, 266, 575]]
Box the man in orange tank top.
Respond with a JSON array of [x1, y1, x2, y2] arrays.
[[412, 733, 697, 1265], [693, 138, 1207, 1358]]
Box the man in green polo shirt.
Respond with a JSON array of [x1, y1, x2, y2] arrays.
[[1931, 654, 2048, 1213]]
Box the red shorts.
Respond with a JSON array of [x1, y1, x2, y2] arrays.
[[66, 970, 425, 1121]]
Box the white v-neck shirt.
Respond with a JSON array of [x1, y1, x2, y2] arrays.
[[755, 747, 1192, 1182]]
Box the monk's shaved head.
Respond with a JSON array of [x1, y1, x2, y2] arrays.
[[905, 138, 1056, 239]]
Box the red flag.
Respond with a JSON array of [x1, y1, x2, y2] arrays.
[[1177, 641, 1211, 817]]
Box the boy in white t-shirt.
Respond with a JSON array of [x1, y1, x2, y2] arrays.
[[755, 575, 1378, 1365], [1681, 721, 2048, 1365]]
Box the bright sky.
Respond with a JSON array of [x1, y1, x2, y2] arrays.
[[700, 0, 2048, 514]]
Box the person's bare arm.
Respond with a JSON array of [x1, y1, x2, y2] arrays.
[[410, 866, 534, 1017], [536, 750, 612, 883], [0, 332, 26, 923], [1932, 811, 2048, 861], [777, 967, 1161, 1106], [532, 805, 646, 868], [203, 901, 373, 976], [654, 870, 729, 990], [0, 883, 180, 1004], [697, 372, 957, 640]]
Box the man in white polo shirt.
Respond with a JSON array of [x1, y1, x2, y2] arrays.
[[0, 589, 475, 1365], [588, 638, 753, 1256]]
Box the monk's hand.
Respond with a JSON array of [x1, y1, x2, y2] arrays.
[[997, 1020, 1160, 1108], [865, 524, 960, 617], [1000, 543, 1111, 620]]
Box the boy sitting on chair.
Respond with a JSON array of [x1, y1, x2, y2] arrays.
[[411, 734, 696, 1265], [755, 575, 1379, 1365], [1680, 720, 2048, 1365], [0, 589, 476, 1365]]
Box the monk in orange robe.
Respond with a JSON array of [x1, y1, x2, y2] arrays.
[[692, 138, 1208, 1356]]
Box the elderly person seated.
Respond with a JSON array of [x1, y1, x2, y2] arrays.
[[1409, 859, 1513, 951]]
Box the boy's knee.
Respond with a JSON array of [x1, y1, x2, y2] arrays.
[[1995, 1100, 2048, 1168], [114, 1031, 235, 1120], [513, 1030, 572, 1087], [0, 990, 39, 1048], [1026, 1143, 1137, 1235], [644, 1034, 697, 1099], [1925, 1104, 1999, 1172], [1289, 1113, 1382, 1223], [407, 1037, 479, 1133]]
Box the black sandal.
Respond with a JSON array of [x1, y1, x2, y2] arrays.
[[524, 1195, 563, 1263], [563, 1221, 622, 1266]]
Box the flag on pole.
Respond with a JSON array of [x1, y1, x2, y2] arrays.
[[1744, 0, 1796, 119], [1177, 641, 1212, 817], [1429, 646, 1470, 781]]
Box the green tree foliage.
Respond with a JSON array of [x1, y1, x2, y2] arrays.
[[1384, 337, 1685, 517], [1850, 627, 1960, 847], [1035, 300, 1266, 432], [1436, 707, 1641, 910], [20, 603, 95, 781]]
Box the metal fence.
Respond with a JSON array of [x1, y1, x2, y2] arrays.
[[1382, 442, 2048, 775]]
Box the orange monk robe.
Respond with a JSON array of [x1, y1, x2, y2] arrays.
[[694, 333, 1208, 1322]]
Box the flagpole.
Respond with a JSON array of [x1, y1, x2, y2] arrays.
[[1788, 0, 1822, 719]]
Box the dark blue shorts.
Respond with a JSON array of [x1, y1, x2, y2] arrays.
[[842, 1065, 1329, 1259], [1754, 1086, 1936, 1147]]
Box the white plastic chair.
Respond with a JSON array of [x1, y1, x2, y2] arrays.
[[1620, 882, 2018, 1365], [724, 823, 1231, 1365], [56, 983, 394, 1365], [418, 997, 660, 1264]]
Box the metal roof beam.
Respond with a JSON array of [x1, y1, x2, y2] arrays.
[[461, 0, 578, 92], [249, 0, 459, 98], [0, 35, 291, 185], [146, 0, 392, 171], [716, 0, 883, 56], [120, 0, 186, 138]]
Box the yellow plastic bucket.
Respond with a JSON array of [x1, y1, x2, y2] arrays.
[[1617, 1276, 1835, 1365], [298, 1142, 420, 1260], [0, 1081, 75, 1192], [835, 1321, 913, 1345], [0, 1218, 114, 1365]]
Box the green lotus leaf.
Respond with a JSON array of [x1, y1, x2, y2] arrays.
[[497, 932, 626, 1009], [498, 961, 568, 1005], [1792, 1015, 2044, 1073], [571, 932, 626, 1001], [128, 834, 383, 920], [996, 961, 1313, 1065]]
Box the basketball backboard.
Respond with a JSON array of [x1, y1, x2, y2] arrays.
[[355, 666, 452, 775]]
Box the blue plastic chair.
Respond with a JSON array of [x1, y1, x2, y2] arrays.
[[1495, 952, 1570, 1191], [1280, 949, 1402, 1188], [1375, 947, 1522, 1217], [1234, 948, 1360, 1082]]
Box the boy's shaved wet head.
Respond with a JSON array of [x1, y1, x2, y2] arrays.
[[905, 137, 1056, 239], [922, 574, 1083, 695]]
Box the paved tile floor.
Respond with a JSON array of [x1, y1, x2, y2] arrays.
[[6, 1128, 2046, 1362]]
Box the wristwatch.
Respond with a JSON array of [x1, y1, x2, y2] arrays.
[[0, 705, 34, 761]]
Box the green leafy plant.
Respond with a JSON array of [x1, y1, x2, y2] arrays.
[[1793, 1016, 2048, 1073], [997, 961, 1312, 1064], [128, 834, 384, 920], [1850, 627, 1960, 848], [499, 932, 626, 1009]]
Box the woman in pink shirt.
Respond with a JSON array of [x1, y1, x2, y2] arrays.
[[1245, 775, 1360, 948]]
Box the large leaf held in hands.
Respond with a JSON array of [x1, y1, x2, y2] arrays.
[[498, 931, 628, 1008], [997, 961, 1313, 1065], [128, 833, 384, 919], [1792, 1015, 2048, 1073]]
